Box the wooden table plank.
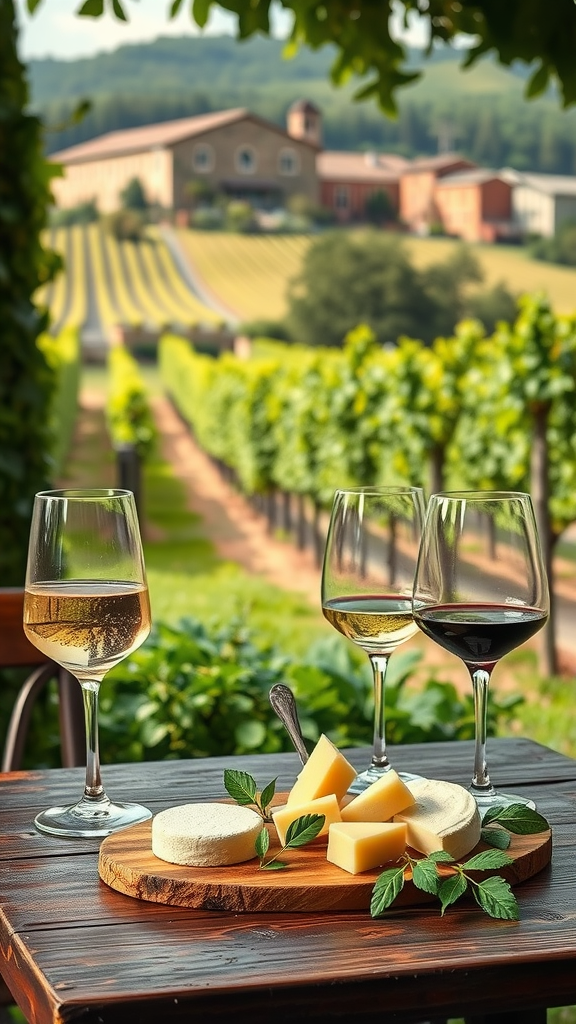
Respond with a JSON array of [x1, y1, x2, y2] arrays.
[[1, 740, 576, 1024]]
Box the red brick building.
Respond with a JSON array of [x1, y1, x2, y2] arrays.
[[435, 169, 515, 242], [317, 151, 409, 223], [398, 154, 476, 233]]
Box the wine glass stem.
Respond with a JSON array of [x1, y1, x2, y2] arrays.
[[80, 680, 104, 800], [469, 666, 494, 794], [369, 654, 390, 770]]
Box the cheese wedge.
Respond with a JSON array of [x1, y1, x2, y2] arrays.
[[340, 769, 415, 823], [272, 793, 341, 846], [327, 821, 407, 875], [152, 803, 262, 867], [286, 733, 357, 806], [393, 779, 481, 861]]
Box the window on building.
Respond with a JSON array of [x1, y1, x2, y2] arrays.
[[235, 146, 257, 175], [335, 185, 349, 209], [279, 147, 300, 176], [192, 144, 214, 173]]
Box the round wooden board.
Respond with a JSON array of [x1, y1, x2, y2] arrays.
[[98, 808, 552, 913]]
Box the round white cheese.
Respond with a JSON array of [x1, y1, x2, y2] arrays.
[[151, 803, 262, 867], [393, 778, 481, 861]]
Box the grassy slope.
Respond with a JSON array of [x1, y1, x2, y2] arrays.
[[179, 229, 576, 320]]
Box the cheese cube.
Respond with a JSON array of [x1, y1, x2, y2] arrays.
[[272, 793, 341, 846], [393, 778, 481, 861], [327, 821, 407, 875], [340, 769, 415, 823], [286, 734, 357, 806]]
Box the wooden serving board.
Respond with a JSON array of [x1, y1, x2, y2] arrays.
[[98, 804, 552, 913]]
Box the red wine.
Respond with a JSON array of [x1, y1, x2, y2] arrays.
[[414, 603, 548, 665], [322, 595, 417, 655]]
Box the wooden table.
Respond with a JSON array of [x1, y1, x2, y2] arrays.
[[2, 737, 576, 1024]]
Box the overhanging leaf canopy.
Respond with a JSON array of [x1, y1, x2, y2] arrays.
[[26, 0, 576, 115]]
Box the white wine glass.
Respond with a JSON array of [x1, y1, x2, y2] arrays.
[[23, 488, 153, 838], [412, 490, 549, 811], [321, 486, 426, 793]]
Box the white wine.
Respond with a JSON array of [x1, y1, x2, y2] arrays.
[[322, 595, 417, 655], [24, 580, 151, 678]]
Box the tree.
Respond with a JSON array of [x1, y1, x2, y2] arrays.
[[0, 0, 58, 585], [286, 231, 438, 347], [365, 189, 395, 225], [30, 0, 576, 116], [285, 232, 489, 348], [120, 176, 148, 211]]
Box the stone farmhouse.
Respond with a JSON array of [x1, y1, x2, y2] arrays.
[[50, 103, 321, 215], [50, 100, 576, 241]]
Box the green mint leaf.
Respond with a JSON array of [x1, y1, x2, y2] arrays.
[[223, 769, 257, 806], [473, 875, 519, 920], [438, 873, 468, 915], [462, 850, 513, 871], [260, 860, 288, 870], [285, 813, 325, 848], [370, 865, 406, 917], [259, 778, 277, 814], [255, 827, 270, 859], [427, 850, 455, 863], [481, 804, 549, 834], [412, 857, 440, 895], [480, 827, 511, 850]]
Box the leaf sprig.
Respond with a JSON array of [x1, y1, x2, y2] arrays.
[[371, 803, 550, 921], [224, 769, 325, 870], [255, 814, 326, 870], [224, 768, 277, 822]]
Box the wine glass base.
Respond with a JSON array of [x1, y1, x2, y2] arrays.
[[34, 798, 152, 838], [469, 788, 536, 813], [348, 764, 423, 795]]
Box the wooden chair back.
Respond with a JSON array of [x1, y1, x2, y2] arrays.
[[0, 587, 85, 771], [0, 588, 46, 667]]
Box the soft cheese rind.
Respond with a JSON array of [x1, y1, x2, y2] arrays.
[[152, 803, 262, 867], [393, 779, 481, 861]]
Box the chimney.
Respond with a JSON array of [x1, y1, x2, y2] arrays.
[[287, 99, 322, 148]]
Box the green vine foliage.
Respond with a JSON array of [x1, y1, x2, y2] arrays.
[[0, 0, 61, 584], [106, 346, 157, 460], [38, 327, 81, 476], [161, 297, 576, 554]]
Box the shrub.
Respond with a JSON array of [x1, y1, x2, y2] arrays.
[[97, 616, 522, 764]]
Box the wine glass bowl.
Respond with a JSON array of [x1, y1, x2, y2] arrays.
[[412, 490, 549, 810], [23, 488, 153, 838], [321, 486, 425, 793]]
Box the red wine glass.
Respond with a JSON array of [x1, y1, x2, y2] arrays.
[[321, 486, 426, 793], [412, 490, 549, 810]]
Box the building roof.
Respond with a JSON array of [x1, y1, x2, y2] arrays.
[[401, 153, 476, 176], [50, 108, 318, 165], [505, 170, 576, 197], [436, 168, 511, 188], [317, 150, 408, 183]]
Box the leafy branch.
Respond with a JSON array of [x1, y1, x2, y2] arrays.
[[371, 804, 550, 921]]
